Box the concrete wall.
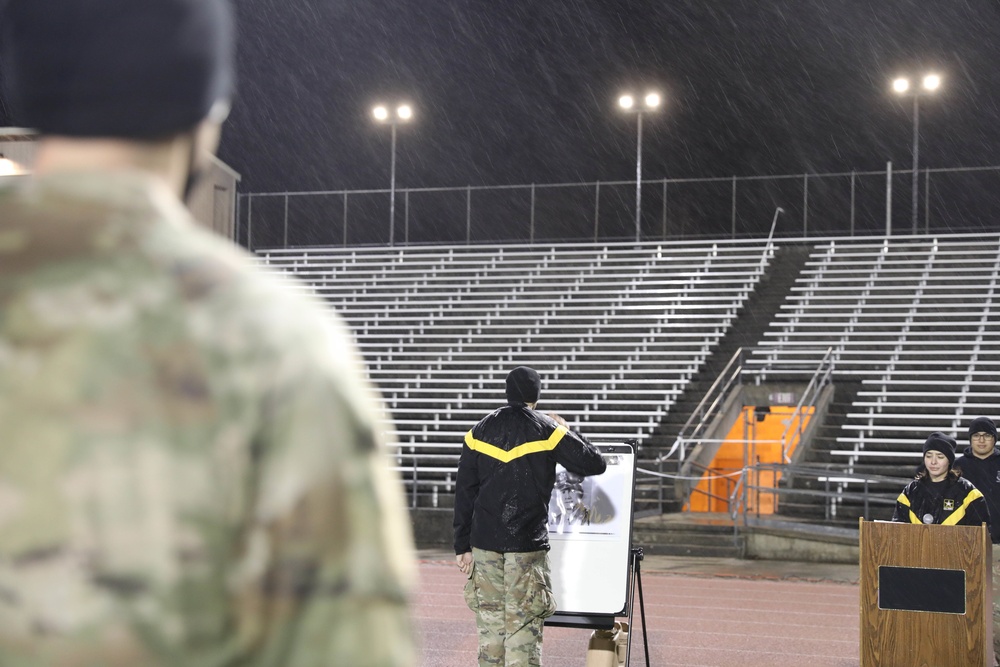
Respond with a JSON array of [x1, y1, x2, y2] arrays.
[[411, 509, 454, 549], [744, 530, 859, 564], [409, 508, 861, 563]]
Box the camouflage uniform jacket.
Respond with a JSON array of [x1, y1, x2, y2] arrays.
[[454, 402, 606, 554], [0, 170, 415, 667]]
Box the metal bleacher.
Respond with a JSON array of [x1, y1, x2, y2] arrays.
[[257, 240, 775, 506], [254, 233, 1000, 525], [746, 235, 1000, 521]]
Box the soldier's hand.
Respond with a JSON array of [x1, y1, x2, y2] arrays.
[[456, 551, 473, 575], [547, 412, 568, 428]]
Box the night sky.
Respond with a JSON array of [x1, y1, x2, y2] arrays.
[[217, 0, 1000, 195], [1, 1, 998, 241]]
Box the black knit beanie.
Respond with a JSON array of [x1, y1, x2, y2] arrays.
[[1, 0, 235, 138], [968, 417, 998, 442], [923, 432, 957, 467], [506, 366, 541, 404]]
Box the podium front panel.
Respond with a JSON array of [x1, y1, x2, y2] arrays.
[[860, 520, 992, 667]]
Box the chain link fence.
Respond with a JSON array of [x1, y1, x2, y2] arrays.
[[237, 165, 1000, 250]]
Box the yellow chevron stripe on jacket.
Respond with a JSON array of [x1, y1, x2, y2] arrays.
[[896, 491, 922, 524], [896, 486, 985, 525], [464, 425, 569, 463], [941, 487, 984, 525]]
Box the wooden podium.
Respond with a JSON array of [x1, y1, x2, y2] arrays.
[[860, 520, 993, 666]]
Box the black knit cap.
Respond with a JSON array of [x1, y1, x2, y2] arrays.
[[1, 0, 235, 139], [505, 366, 541, 404], [923, 431, 957, 467], [968, 416, 998, 441]]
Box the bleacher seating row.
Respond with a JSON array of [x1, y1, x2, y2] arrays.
[[258, 234, 1000, 521], [745, 236, 1000, 520], [258, 240, 774, 501]]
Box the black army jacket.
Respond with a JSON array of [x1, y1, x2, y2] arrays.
[[891, 474, 990, 528], [453, 403, 607, 554]]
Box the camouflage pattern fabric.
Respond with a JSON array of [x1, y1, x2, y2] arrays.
[[464, 548, 556, 667], [0, 171, 416, 666]]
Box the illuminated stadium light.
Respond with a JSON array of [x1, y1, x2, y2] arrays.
[[617, 89, 664, 242], [889, 72, 943, 234], [371, 100, 415, 245]]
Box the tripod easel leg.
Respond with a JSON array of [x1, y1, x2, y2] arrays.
[[624, 547, 650, 667]]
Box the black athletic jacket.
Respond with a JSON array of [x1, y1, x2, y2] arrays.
[[955, 447, 1000, 543], [891, 474, 990, 528], [453, 403, 607, 554]]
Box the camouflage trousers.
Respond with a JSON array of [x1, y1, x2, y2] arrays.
[[463, 548, 557, 667]]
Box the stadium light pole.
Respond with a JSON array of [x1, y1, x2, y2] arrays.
[[619, 91, 661, 242], [373, 102, 414, 245], [892, 73, 941, 234]]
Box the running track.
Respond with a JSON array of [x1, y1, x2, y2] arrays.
[[414, 554, 860, 667]]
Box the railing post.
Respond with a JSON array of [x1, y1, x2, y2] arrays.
[[850, 170, 856, 237], [730, 175, 737, 239], [404, 189, 410, 245], [885, 160, 893, 235], [283, 194, 289, 249], [657, 458, 664, 514], [593, 180, 600, 242], [924, 169, 930, 233], [466, 185, 472, 244], [234, 193, 242, 245], [802, 173, 809, 237], [411, 459, 418, 509], [247, 195, 253, 251], [530, 183, 536, 244], [661, 177, 668, 240], [342, 192, 348, 246]]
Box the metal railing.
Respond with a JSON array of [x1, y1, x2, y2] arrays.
[[237, 164, 1000, 250], [728, 463, 906, 530], [648, 342, 834, 514], [779, 346, 834, 463]]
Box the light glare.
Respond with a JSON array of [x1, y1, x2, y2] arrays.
[[372, 105, 389, 121], [618, 95, 634, 110], [0, 156, 18, 176], [397, 104, 413, 120], [892, 78, 910, 94], [644, 92, 661, 108], [922, 73, 941, 91]]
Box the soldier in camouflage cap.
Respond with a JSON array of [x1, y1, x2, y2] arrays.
[[0, 0, 416, 665]]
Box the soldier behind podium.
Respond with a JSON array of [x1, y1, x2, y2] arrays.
[[454, 366, 607, 666], [891, 432, 990, 528], [0, 0, 415, 664], [955, 417, 1000, 662]]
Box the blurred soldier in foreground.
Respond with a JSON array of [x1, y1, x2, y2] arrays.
[[0, 1, 415, 665], [454, 366, 606, 666]]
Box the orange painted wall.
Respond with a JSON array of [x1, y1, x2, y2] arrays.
[[688, 406, 813, 513]]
